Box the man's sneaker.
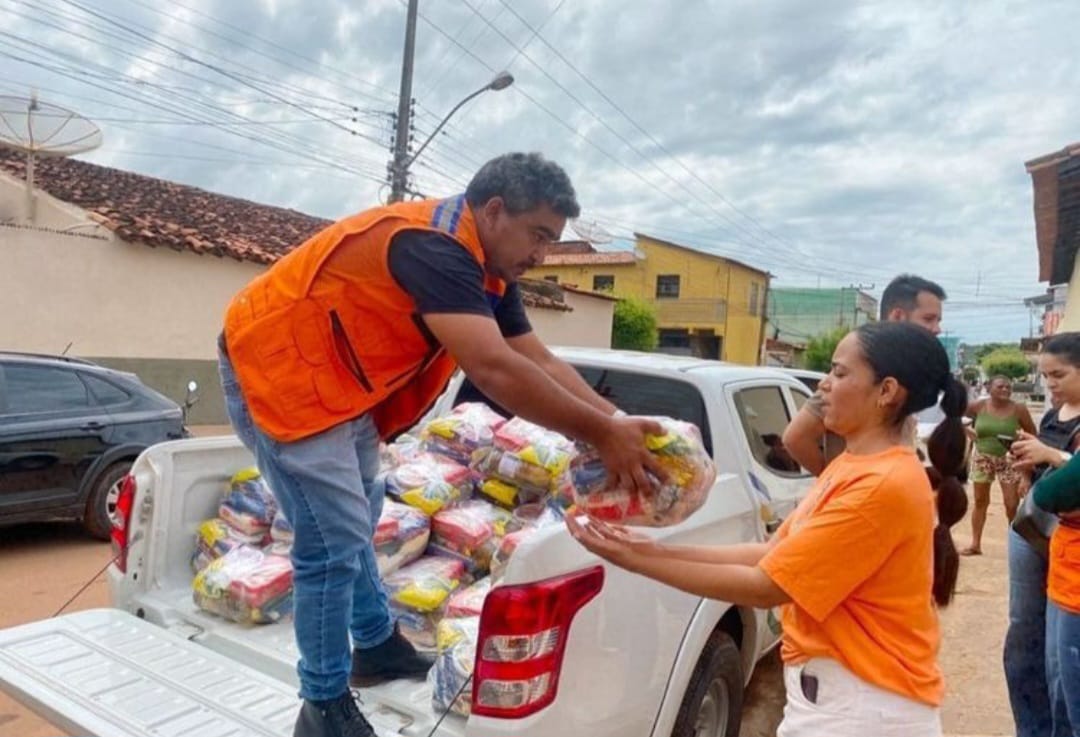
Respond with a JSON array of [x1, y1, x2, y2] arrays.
[[293, 691, 375, 737], [350, 625, 436, 687]]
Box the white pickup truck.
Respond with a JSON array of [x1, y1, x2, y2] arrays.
[[0, 348, 816, 737]]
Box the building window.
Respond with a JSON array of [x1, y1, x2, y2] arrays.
[[543, 275, 559, 283], [749, 282, 760, 316], [656, 274, 680, 299], [593, 274, 615, 292]]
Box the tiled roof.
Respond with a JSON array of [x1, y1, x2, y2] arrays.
[[0, 149, 331, 264], [546, 240, 595, 255], [518, 278, 573, 312], [541, 251, 638, 266]]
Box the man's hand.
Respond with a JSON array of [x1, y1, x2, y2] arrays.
[[594, 416, 667, 496]]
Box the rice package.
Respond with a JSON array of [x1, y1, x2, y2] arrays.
[[385, 454, 474, 516], [374, 500, 431, 577], [191, 517, 263, 573], [429, 500, 514, 574], [570, 418, 715, 527], [420, 403, 506, 466], [446, 577, 492, 619], [490, 504, 564, 581], [192, 544, 293, 625], [219, 467, 277, 537], [385, 556, 467, 648], [429, 616, 480, 717], [470, 418, 576, 506]]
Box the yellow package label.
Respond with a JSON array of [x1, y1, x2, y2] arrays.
[[230, 467, 261, 485], [481, 478, 519, 507]]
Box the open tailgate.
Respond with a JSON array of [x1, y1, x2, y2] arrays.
[[0, 609, 407, 737]]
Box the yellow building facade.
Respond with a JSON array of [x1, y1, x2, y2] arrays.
[[527, 233, 770, 364]]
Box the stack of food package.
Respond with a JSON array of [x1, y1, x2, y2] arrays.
[[191, 468, 294, 624]]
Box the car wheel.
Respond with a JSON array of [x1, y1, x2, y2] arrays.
[[671, 630, 743, 737], [83, 462, 130, 541]]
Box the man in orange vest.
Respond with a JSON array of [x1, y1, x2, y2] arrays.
[[218, 152, 663, 737]]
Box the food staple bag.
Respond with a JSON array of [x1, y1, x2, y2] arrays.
[[429, 616, 480, 717], [192, 544, 293, 624], [374, 499, 431, 577], [570, 417, 715, 526], [428, 500, 514, 574], [445, 576, 492, 619], [384, 556, 467, 648], [470, 418, 576, 506], [191, 517, 264, 573], [219, 467, 278, 538], [384, 454, 474, 516], [420, 403, 506, 466]]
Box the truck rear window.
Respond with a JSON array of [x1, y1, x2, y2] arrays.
[[454, 367, 712, 456]]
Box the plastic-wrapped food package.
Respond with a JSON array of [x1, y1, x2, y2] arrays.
[[385, 556, 467, 648], [192, 544, 293, 624], [471, 417, 576, 507], [374, 500, 431, 577], [270, 510, 293, 546], [429, 500, 514, 574], [420, 403, 506, 466], [219, 468, 278, 538], [429, 616, 480, 717], [385, 454, 474, 516], [445, 577, 492, 619], [490, 504, 564, 581], [570, 418, 716, 527], [381, 433, 423, 470], [191, 517, 264, 573]]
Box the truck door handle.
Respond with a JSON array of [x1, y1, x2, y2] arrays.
[[765, 518, 783, 534], [81, 421, 106, 431]]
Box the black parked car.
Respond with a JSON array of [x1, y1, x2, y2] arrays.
[[0, 352, 191, 539]]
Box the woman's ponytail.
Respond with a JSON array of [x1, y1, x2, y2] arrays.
[[928, 376, 969, 607]]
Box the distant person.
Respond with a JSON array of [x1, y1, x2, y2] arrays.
[[961, 376, 1036, 555], [783, 274, 947, 475]]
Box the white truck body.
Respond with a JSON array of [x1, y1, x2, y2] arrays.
[[0, 348, 814, 737]]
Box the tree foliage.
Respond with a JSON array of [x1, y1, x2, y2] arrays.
[[980, 348, 1031, 380], [612, 297, 658, 351], [803, 327, 850, 372]]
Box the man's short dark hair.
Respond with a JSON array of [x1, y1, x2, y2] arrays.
[[465, 152, 580, 219], [880, 274, 947, 320]]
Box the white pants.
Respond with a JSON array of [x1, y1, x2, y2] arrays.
[[777, 658, 942, 737]]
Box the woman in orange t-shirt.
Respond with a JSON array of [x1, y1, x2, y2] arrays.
[[568, 321, 969, 736]]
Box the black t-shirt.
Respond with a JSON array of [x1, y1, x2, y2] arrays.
[[388, 230, 532, 339]]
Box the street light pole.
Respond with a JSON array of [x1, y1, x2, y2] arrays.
[[388, 70, 514, 202]]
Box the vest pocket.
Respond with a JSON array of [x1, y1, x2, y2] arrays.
[[330, 309, 373, 392]]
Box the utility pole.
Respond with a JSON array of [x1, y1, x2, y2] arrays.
[[388, 0, 418, 203]]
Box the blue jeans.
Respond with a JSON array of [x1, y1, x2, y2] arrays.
[[1048, 600, 1080, 737], [218, 349, 392, 701], [1005, 528, 1061, 737]]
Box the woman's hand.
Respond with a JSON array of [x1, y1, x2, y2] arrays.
[[1011, 430, 1060, 470], [566, 514, 645, 569]]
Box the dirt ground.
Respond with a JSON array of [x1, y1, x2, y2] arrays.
[[0, 482, 1017, 737]]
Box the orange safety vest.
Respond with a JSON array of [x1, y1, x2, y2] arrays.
[[223, 195, 504, 442], [1049, 524, 1080, 614]]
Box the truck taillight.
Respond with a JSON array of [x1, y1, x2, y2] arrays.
[[110, 474, 136, 573], [472, 566, 603, 719]]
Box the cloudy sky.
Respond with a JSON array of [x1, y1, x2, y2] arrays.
[[2, 0, 1077, 343]]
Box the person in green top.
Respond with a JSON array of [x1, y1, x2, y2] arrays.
[[962, 375, 1037, 555]]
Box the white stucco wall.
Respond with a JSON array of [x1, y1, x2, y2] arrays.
[[526, 290, 615, 348], [1, 176, 263, 360]]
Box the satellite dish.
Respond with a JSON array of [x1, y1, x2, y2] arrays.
[[0, 93, 103, 222], [570, 218, 615, 245]]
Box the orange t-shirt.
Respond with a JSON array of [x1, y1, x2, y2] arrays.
[[1049, 524, 1080, 614], [758, 446, 944, 706]]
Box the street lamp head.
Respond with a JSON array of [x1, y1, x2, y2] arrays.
[[488, 71, 514, 91]]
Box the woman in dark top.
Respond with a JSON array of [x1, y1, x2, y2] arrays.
[[1007, 332, 1080, 737]]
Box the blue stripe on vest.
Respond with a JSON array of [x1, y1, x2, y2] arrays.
[[447, 195, 464, 234], [431, 200, 447, 229]]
